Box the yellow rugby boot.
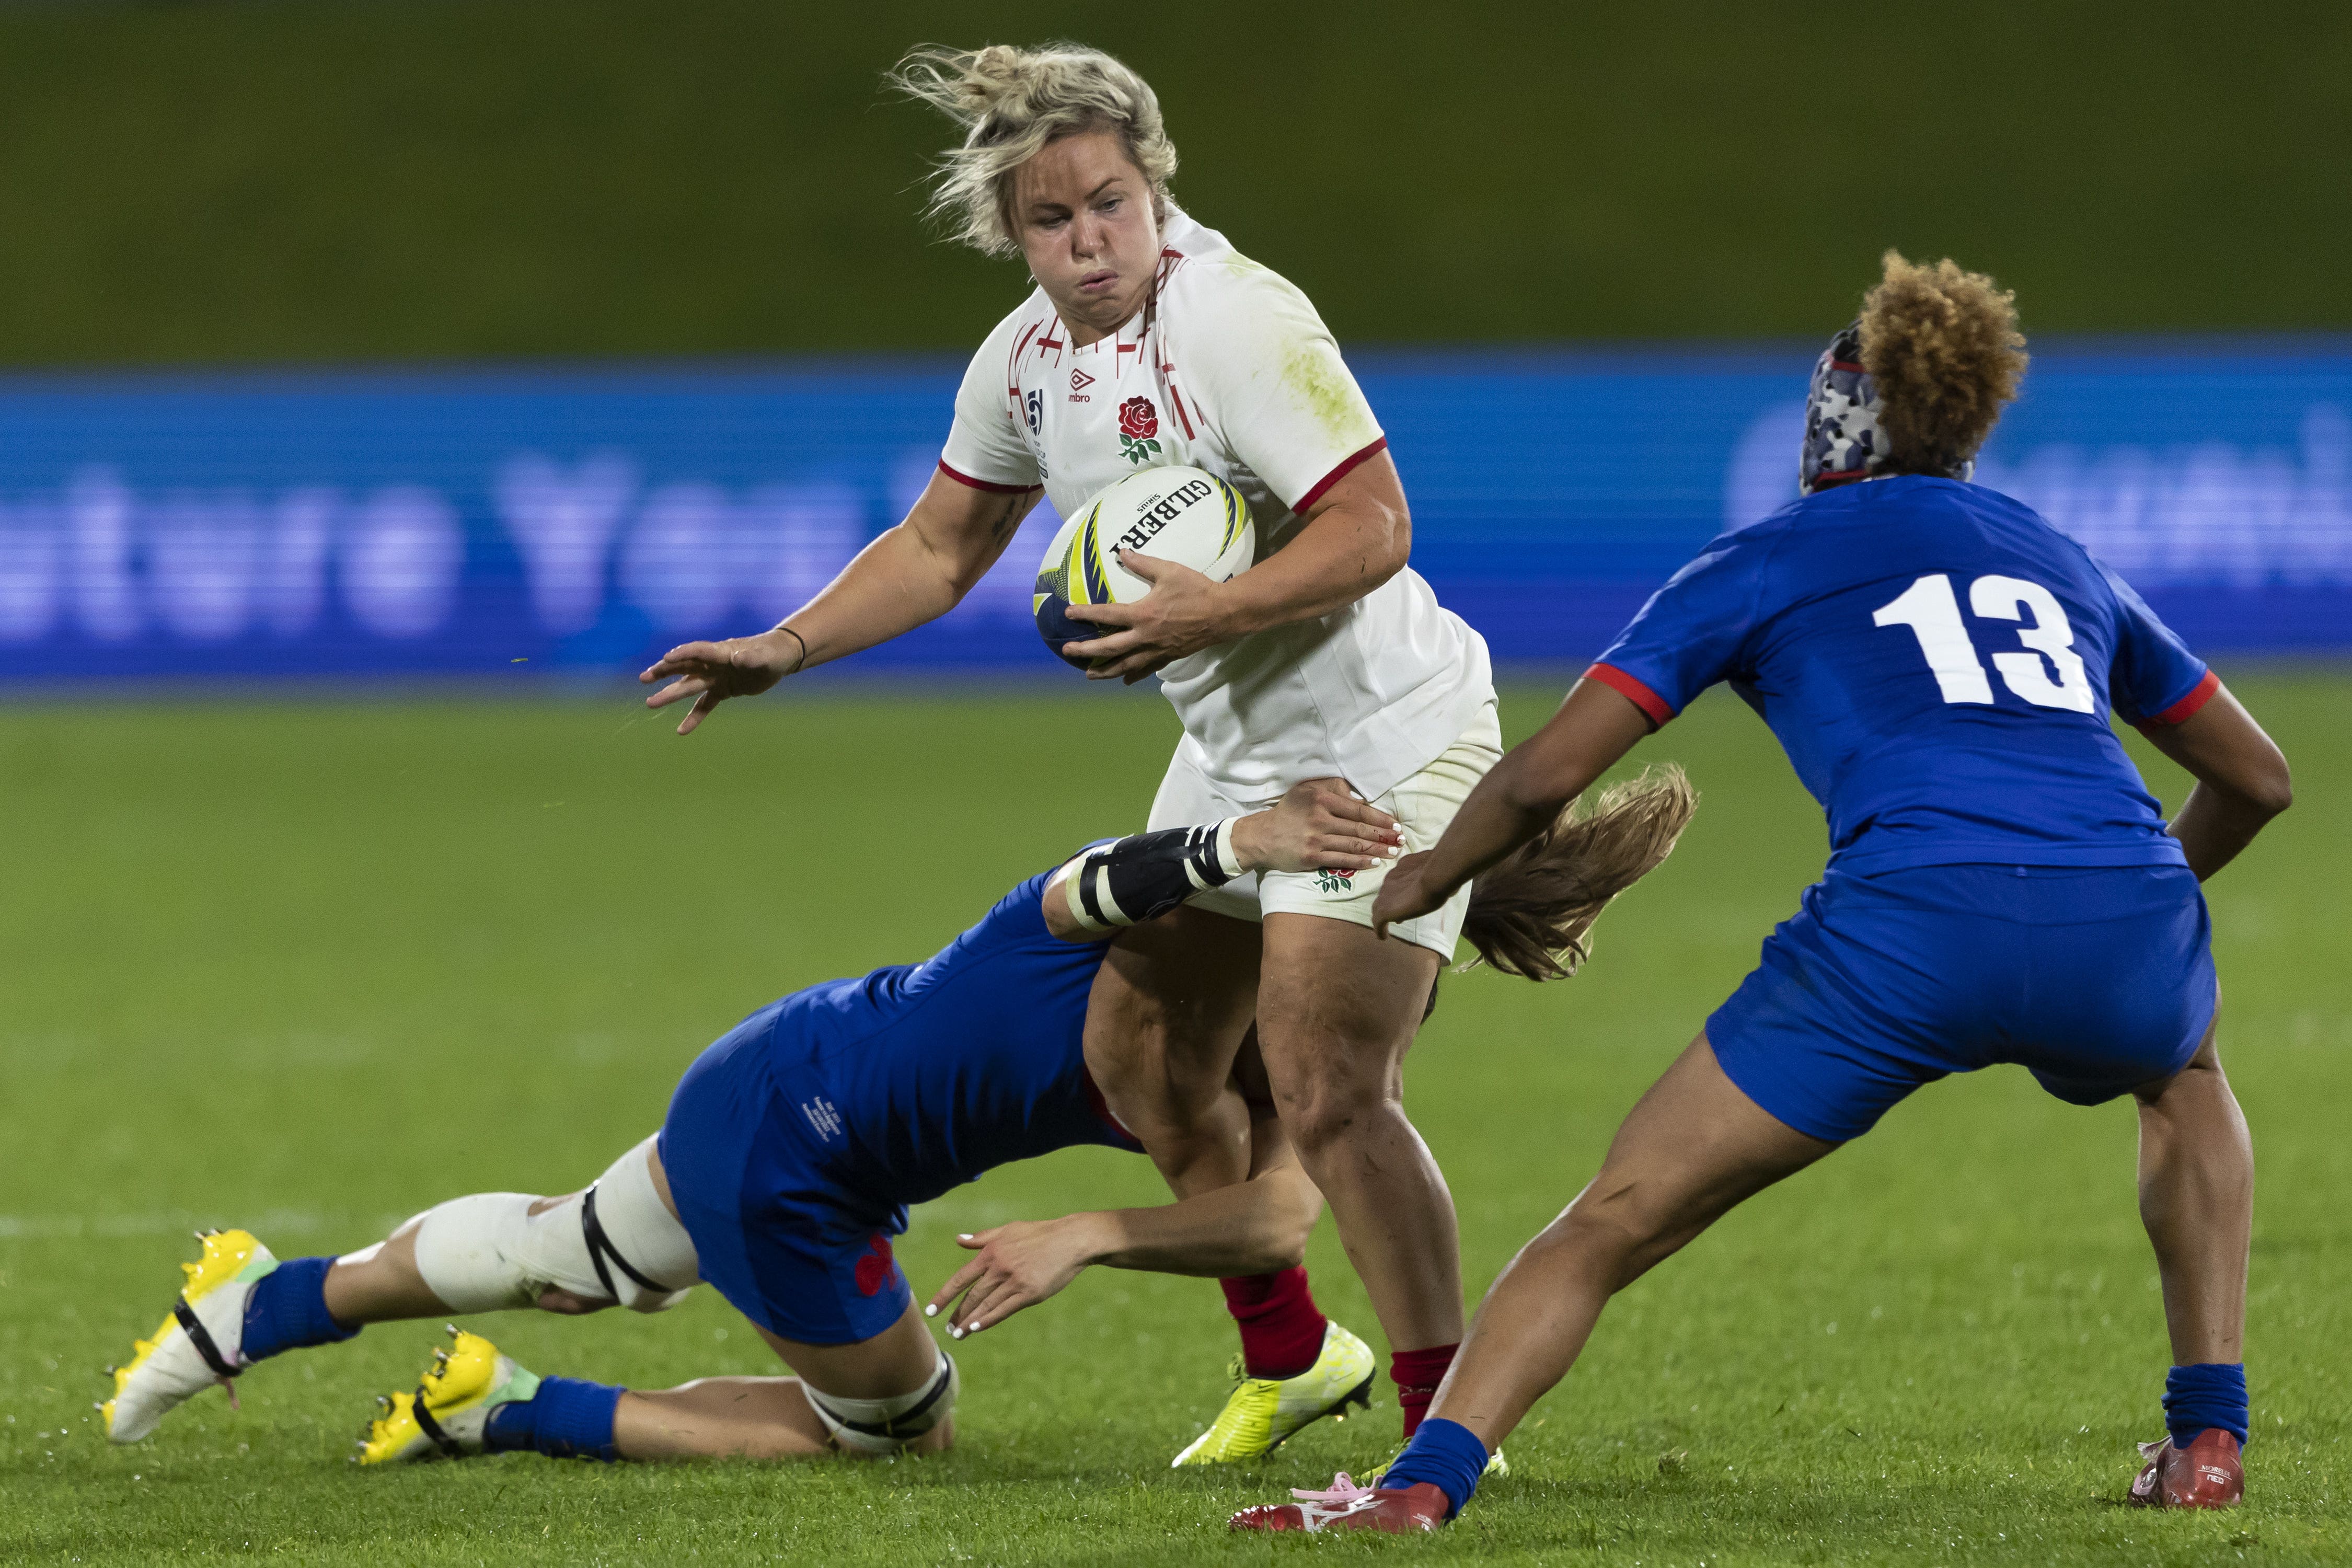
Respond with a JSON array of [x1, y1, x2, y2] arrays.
[[1171, 1320, 1375, 1466], [101, 1229, 278, 1443], [355, 1327, 540, 1465]]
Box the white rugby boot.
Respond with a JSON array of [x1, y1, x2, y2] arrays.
[[101, 1229, 279, 1443], [355, 1327, 541, 1465], [1171, 1320, 1376, 1466]]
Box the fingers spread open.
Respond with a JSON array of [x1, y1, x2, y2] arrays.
[[676, 689, 723, 735], [966, 1281, 1040, 1333], [1322, 794, 1400, 832], [953, 1270, 1008, 1336], [643, 675, 709, 710], [927, 1255, 987, 1319], [641, 642, 724, 681], [1086, 649, 1165, 682]]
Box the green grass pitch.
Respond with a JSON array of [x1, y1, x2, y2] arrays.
[[3, 672, 2348, 1565]]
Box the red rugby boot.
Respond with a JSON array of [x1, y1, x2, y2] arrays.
[[2128, 1428, 2244, 1508], [1228, 1472, 1449, 1534]]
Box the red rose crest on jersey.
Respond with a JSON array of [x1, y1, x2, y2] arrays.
[[852, 1233, 898, 1297], [1117, 397, 1162, 465]]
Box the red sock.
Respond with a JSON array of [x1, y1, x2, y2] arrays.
[[1390, 1343, 1458, 1438], [1219, 1266, 1328, 1380]]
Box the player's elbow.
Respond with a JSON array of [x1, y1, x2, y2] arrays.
[[1366, 502, 1412, 585], [2249, 742, 2294, 818], [1040, 871, 1106, 944], [2221, 742, 2293, 821], [2242, 765, 2293, 822], [1255, 1172, 1324, 1271]]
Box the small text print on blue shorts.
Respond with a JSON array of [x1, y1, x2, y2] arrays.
[[658, 1033, 913, 1347], [1709, 862, 2217, 1144]]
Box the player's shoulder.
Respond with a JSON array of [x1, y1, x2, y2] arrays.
[[974, 285, 1060, 359], [1680, 496, 1807, 572], [1785, 476, 2123, 605], [1157, 211, 1321, 324]]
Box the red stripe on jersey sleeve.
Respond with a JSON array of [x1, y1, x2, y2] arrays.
[[1585, 663, 1676, 728], [936, 459, 1034, 495], [2143, 668, 2221, 728], [1289, 437, 1389, 515]]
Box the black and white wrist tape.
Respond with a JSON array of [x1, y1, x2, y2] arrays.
[[1060, 819, 1245, 933]]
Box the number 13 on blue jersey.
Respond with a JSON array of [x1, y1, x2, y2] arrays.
[[1872, 572, 2094, 713]]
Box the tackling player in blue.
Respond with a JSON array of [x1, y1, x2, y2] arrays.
[[101, 776, 1691, 1467], [1236, 251, 2291, 1533]]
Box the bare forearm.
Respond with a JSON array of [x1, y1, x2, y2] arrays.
[[2168, 785, 2278, 882], [1083, 1170, 1320, 1278], [1416, 751, 1569, 897], [776, 526, 975, 669], [2139, 684, 2290, 882], [1212, 502, 1406, 638], [1417, 680, 1652, 896], [769, 475, 1040, 669]]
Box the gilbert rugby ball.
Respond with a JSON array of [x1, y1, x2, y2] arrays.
[[1033, 466, 1254, 670]]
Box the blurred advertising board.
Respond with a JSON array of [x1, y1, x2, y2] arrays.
[[0, 345, 2346, 679]]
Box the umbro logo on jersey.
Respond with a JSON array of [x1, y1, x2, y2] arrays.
[[1070, 370, 1094, 391]]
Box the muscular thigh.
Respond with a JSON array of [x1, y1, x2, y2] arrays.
[[1256, 912, 1439, 1115], [1081, 904, 1262, 1192]]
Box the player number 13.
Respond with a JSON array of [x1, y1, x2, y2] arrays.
[[1871, 572, 2094, 713]]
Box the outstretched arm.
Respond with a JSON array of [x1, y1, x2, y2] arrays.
[[1372, 676, 1655, 937], [926, 1100, 1320, 1338], [638, 471, 1042, 733], [2137, 682, 2291, 880]]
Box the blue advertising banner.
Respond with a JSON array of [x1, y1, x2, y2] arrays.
[[0, 343, 2346, 679]]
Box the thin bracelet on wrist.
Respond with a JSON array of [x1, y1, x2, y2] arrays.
[[777, 625, 809, 675]]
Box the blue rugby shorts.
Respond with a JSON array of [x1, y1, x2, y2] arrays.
[[657, 1028, 913, 1347], [1709, 862, 2217, 1144]]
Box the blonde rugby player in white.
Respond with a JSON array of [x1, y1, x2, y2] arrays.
[[641, 43, 1498, 1465]]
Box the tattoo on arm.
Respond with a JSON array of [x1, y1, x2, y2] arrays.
[[987, 493, 1031, 543]]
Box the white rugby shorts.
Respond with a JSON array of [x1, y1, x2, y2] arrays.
[[1145, 701, 1503, 959]]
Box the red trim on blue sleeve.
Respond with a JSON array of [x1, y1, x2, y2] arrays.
[[2145, 668, 2221, 728], [1289, 437, 1389, 515], [1585, 663, 1675, 728], [936, 459, 1036, 496]]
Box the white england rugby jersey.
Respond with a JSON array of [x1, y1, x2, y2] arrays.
[[938, 209, 1493, 803]]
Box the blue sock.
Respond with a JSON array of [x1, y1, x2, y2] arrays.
[[1379, 1417, 1489, 1518], [483, 1376, 625, 1462], [237, 1257, 359, 1364], [2164, 1362, 2249, 1447]]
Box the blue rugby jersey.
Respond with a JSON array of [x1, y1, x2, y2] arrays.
[[1588, 476, 2218, 874], [691, 870, 1142, 1215]]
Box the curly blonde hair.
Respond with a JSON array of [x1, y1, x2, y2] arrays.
[[1860, 249, 2030, 476], [890, 42, 1177, 258]]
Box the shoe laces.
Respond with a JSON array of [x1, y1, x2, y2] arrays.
[[1292, 1472, 1375, 1505]]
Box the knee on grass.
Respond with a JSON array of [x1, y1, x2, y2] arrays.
[[804, 1351, 960, 1457]]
